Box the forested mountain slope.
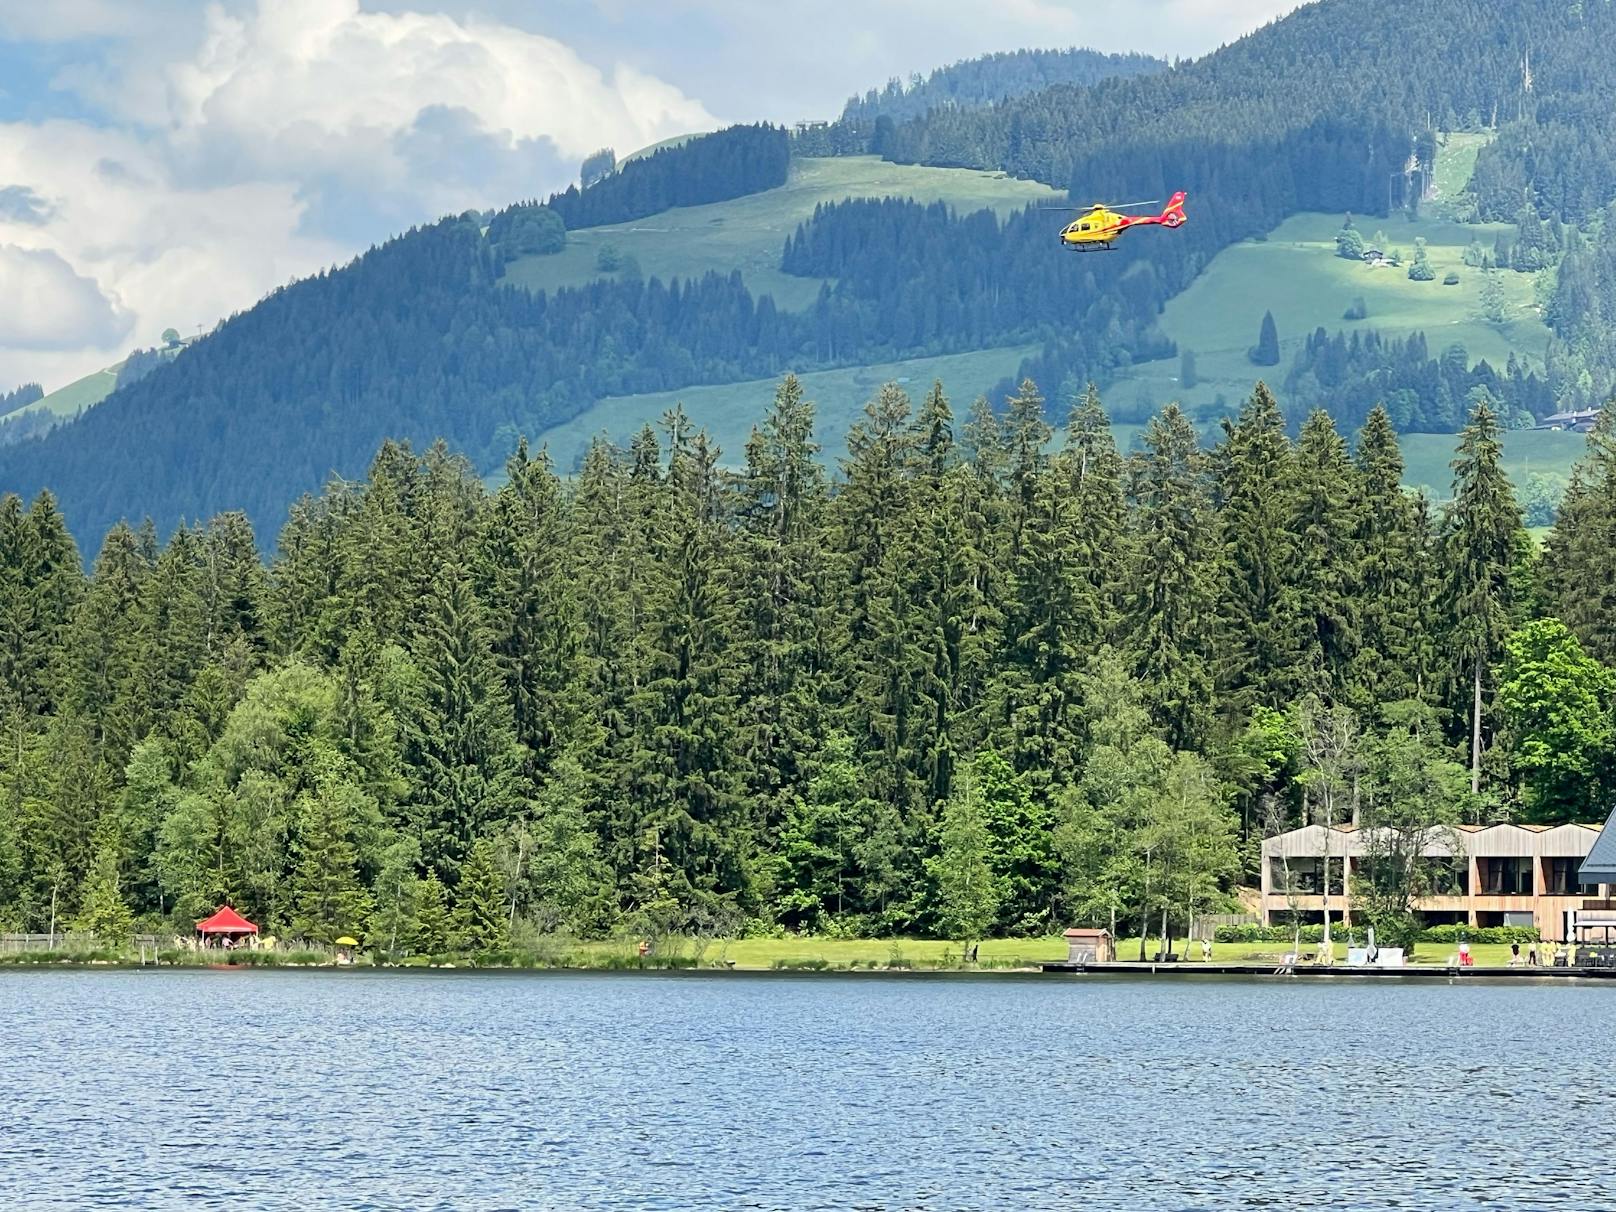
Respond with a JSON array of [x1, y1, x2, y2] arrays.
[[4, 0, 1614, 542], [837, 47, 1165, 126]]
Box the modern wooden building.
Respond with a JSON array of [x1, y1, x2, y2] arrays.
[[1260, 822, 1615, 941]]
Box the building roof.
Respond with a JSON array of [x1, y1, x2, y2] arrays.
[[1263, 820, 1603, 861], [1580, 808, 1616, 884]]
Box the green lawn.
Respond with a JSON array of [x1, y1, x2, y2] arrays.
[[1112, 210, 1552, 426], [546, 934, 1531, 970], [504, 155, 1063, 312]]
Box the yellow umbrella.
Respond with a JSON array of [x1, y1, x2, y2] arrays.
[[334, 936, 359, 947]]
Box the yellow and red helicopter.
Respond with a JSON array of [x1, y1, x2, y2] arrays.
[[1048, 191, 1187, 251]]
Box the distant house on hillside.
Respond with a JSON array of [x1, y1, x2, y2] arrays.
[[1535, 408, 1602, 432]]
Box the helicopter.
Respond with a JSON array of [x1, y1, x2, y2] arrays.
[[1047, 191, 1187, 251]]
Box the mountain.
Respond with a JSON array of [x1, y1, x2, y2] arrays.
[[3, 0, 1613, 542]]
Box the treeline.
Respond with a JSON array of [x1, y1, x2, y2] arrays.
[[1285, 330, 1554, 435], [837, 48, 1164, 126], [544, 125, 790, 231], [5, 374, 1613, 953], [1, 384, 42, 417]]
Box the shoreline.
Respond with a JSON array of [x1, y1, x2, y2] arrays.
[[5, 956, 1616, 984]]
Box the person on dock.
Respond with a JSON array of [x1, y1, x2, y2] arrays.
[[1527, 941, 1539, 967]]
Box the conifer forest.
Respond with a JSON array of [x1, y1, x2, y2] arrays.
[[5, 374, 1611, 953]]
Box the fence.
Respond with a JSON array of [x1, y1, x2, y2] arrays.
[[1192, 914, 1258, 942], [1, 932, 168, 953]]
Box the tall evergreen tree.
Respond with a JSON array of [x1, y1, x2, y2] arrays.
[[1442, 401, 1527, 794], [1353, 406, 1429, 707], [1127, 405, 1216, 750], [1214, 382, 1300, 721], [1291, 410, 1362, 699]]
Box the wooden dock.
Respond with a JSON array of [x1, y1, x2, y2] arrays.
[[1038, 961, 1616, 980]]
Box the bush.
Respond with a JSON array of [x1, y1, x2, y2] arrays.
[[1443, 271, 1461, 286]]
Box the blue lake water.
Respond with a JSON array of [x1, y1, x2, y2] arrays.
[[3, 968, 1614, 1210]]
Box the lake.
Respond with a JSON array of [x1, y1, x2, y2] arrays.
[[3, 969, 1614, 1210]]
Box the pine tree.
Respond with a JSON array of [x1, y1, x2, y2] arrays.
[[1214, 383, 1300, 719], [406, 564, 526, 880], [1541, 409, 1616, 662], [1249, 311, 1281, 366], [290, 778, 373, 944], [453, 835, 509, 951], [1291, 410, 1362, 699], [733, 374, 831, 837], [1353, 406, 1429, 707], [1127, 405, 1216, 750], [412, 870, 452, 954], [1443, 400, 1527, 794], [479, 440, 592, 783], [73, 826, 135, 945]]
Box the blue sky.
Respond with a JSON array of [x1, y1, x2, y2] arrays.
[[0, 0, 1299, 392]]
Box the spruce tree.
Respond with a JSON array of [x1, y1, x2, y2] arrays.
[[453, 835, 509, 951], [1249, 311, 1281, 366], [291, 779, 373, 944], [1126, 404, 1216, 750], [73, 826, 135, 945], [1353, 406, 1428, 707], [1540, 409, 1616, 662], [1214, 382, 1301, 719], [412, 869, 452, 954], [733, 374, 831, 837], [1443, 400, 1527, 794], [406, 563, 526, 880], [479, 440, 591, 781], [1291, 410, 1362, 699]]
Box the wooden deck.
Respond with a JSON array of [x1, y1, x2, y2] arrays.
[[1038, 961, 1616, 979]]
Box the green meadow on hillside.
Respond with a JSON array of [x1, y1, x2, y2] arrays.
[[1112, 210, 1553, 420], [1401, 428, 1586, 499], [503, 155, 1065, 312], [18, 365, 122, 423], [528, 345, 1137, 472]]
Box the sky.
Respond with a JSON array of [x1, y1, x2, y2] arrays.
[[0, 0, 1302, 393]]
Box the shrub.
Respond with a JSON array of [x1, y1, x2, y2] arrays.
[[1443, 271, 1461, 286]]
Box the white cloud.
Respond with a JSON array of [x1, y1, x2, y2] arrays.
[[0, 0, 717, 390], [0, 244, 126, 349]]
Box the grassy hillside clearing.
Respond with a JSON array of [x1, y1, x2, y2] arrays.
[[1429, 131, 1494, 217], [503, 155, 1064, 312], [1112, 210, 1553, 421], [1401, 428, 1585, 500], [18, 364, 123, 423], [526, 344, 1145, 473]]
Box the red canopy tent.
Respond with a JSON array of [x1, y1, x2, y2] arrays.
[[196, 905, 258, 937]]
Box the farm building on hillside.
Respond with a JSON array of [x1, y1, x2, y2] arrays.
[[1535, 408, 1601, 432], [1261, 822, 1614, 941]]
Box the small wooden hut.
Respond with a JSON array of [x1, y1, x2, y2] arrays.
[[1064, 927, 1113, 964]]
